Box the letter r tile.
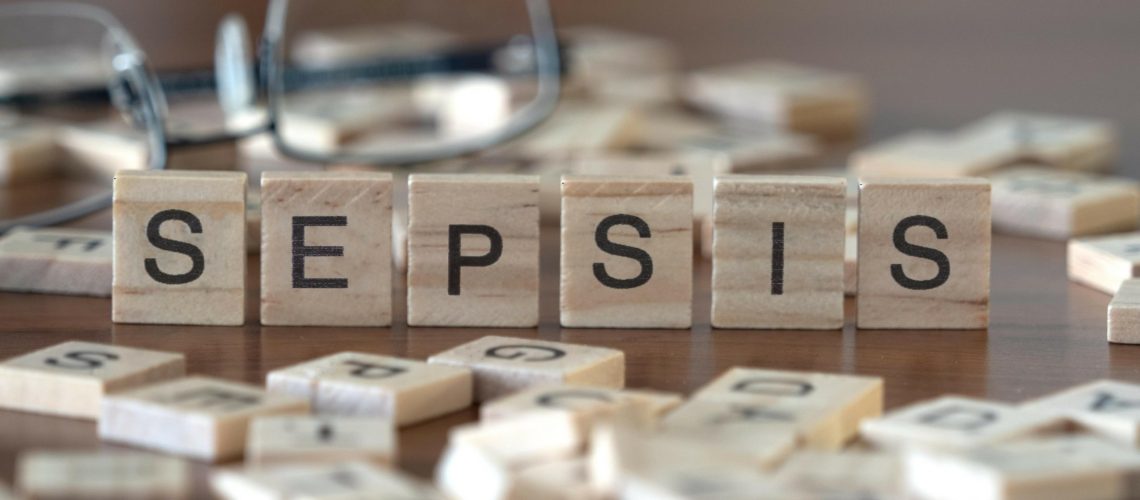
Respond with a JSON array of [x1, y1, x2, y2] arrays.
[[260, 171, 393, 327], [560, 175, 693, 329], [856, 178, 991, 329], [406, 174, 540, 328], [112, 170, 247, 326]]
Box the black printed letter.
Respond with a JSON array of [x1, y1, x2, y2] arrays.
[[593, 214, 653, 289], [891, 215, 951, 290], [293, 216, 348, 289], [145, 209, 205, 285], [448, 225, 503, 296]]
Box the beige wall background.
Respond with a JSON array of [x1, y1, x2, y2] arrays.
[[7, 0, 1140, 172]]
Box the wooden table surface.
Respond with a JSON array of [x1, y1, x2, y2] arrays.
[[0, 205, 1134, 496], [5, 2, 1140, 494]]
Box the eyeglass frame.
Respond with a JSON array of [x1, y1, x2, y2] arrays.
[[0, 0, 562, 232]]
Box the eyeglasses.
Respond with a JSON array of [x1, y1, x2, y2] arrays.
[[0, 0, 562, 232]]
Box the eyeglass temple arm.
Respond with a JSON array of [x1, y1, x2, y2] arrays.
[[0, 40, 573, 107]]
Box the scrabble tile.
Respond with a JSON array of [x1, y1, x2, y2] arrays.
[[436, 412, 582, 500], [17, 450, 189, 500], [434, 75, 512, 138], [989, 167, 1140, 239], [0, 340, 184, 419], [851, 130, 1018, 179], [0, 45, 106, 97], [1022, 379, 1140, 446], [512, 458, 599, 500], [292, 23, 457, 66], [0, 125, 56, 186], [407, 174, 540, 327], [711, 175, 846, 329], [681, 128, 820, 173], [1069, 232, 1140, 294], [481, 385, 682, 432], [58, 122, 147, 177], [860, 396, 1063, 451], [112, 170, 247, 326], [774, 450, 902, 498], [1077, 241, 1140, 301], [266, 351, 472, 426], [685, 60, 867, 140], [278, 89, 416, 153], [588, 423, 789, 498], [260, 171, 393, 326], [566, 153, 714, 222], [562, 26, 677, 103], [212, 461, 445, 500], [560, 176, 693, 329], [957, 111, 1118, 172], [427, 336, 624, 402], [1110, 280, 1140, 344], [0, 227, 112, 296], [659, 399, 799, 468], [903, 436, 1140, 500], [857, 178, 991, 329], [845, 205, 858, 296], [245, 415, 395, 466], [509, 103, 642, 160], [99, 376, 309, 462], [687, 367, 884, 450]]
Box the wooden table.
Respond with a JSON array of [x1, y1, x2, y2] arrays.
[[0, 204, 1133, 497]]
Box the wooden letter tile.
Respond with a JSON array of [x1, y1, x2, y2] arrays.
[[0, 125, 56, 186], [260, 171, 392, 326], [1109, 280, 1140, 344], [857, 178, 991, 329], [266, 351, 472, 426], [245, 415, 395, 466], [711, 175, 846, 329], [98, 376, 308, 462], [680, 367, 883, 450], [436, 411, 582, 500], [852, 131, 1018, 179], [17, 450, 189, 500], [774, 450, 902, 499], [407, 174, 540, 327], [481, 385, 682, 432], [684, 60, 867, 140], [511, 458, 599, 500], [588, 424, 791, 499], [0, 227, 112, 296], [957, 111, 1118, 172], [428, 335, 624, 402], [212, 461, 445, 500], [1068, 232, 1140, 294], [859, 396, 1063, 451], [112, 170, 247, 326], [989, 167, 1140, 239], [903, 436, 1140, 500], [659, 399, 799, 468], [0, 340, 184, 419], [1022, 379, 1140, 446], [560, 176, 693, 328]]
